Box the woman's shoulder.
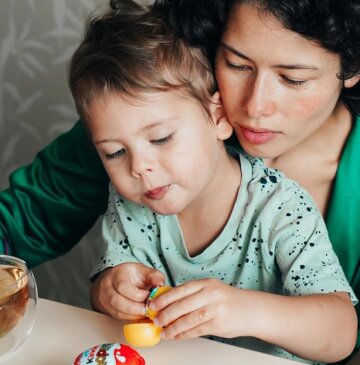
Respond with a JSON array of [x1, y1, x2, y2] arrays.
[[334, 113, 360, 191]]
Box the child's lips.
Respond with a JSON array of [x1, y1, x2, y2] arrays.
[[144, 185, 170, 200]]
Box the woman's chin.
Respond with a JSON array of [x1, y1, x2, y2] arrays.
[[238, 135, 283, 160]]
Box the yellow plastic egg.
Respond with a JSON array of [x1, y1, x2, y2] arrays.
[[123, 319, 161, 347], [145, 286, 172, 320]]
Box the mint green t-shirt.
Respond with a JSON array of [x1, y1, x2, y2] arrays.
[[93, 152, 356, 364]]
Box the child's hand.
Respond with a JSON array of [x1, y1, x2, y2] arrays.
[[149, 278, 243, 340], [91, 263, 165, 320], [151, 280, 357, 363]]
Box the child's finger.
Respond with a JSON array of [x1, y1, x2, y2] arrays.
[[173, 319, 213, 341], [109, 309, 146, 321], [161, 308, 211, 340], [138, 265, 165, 289], [108, 290, 146, 318], [146, 270, 165, 288], [113, 280, 150, 303], [154, 290, 205, 329], [150, 280, 201, 315]]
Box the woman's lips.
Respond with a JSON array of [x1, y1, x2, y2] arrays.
[[145, 185, 170, 200], [240, 126, 278, 145]]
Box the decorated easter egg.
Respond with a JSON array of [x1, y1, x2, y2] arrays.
[[73, 343, 145, 365]]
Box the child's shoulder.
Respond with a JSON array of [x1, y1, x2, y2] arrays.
[[227, 146, 315, 205], [243, 153, 285, 185], [228, 146, 288, 184]]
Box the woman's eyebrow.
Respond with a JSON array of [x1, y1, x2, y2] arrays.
[[220, 42, 319, 71], [274, 63, 319, 70], [220, 42, 251, 61]]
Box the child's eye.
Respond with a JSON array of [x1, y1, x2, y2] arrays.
[[225, 60, 251, 71], [150, 134, 173, 145], [282, 75, 307, 86], [105, 148, 125, 159]]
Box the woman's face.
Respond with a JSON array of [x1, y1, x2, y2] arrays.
[[215, 3, 349, 159]]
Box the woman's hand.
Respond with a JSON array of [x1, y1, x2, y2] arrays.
[[91, 263, 164, 320], [149, 278, 246, 340]]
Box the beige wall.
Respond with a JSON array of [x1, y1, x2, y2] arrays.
[[0, 0, 109, 187], [0, 0, 151, 308]]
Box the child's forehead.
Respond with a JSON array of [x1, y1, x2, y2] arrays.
[[135, 88, 187, 100], [101, 88, 199, 107], [87, 88, 210, 134], [89, 90, 197, 121]]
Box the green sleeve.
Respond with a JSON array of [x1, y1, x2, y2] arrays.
[[325, 115, 360, 350], [0, 121, 109, 268]]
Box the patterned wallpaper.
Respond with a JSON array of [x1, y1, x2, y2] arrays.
[[0, 0, 109, 187], [0, 0, 151, 308]]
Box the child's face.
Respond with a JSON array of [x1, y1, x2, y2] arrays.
[[87, 90, 231, 215]]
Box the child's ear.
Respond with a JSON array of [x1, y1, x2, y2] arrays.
[[209, 91, 233, 140], [344, 73, 360, 88]]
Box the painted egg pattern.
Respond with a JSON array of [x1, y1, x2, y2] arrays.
[[73, 343, 145, 365]]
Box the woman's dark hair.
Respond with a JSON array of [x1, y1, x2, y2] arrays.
[[155, 0, 360, 114], [154, 0, 229, 63]]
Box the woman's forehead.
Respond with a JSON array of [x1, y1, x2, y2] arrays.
[[222, 3, 340, 68], [226, 3, 289, 37]]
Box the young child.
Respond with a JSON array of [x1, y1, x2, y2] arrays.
[[68, 0, 357, 363]]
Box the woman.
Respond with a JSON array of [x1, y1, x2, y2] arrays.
[[1, 0, 359, 346], [171, 0, 360, 276]]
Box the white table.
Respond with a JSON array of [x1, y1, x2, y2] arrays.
[[3, 298, 302, 365]]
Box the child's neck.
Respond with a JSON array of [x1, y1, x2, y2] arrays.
[[177, 147, 241, 257]]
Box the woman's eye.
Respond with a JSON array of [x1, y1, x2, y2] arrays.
[[282, 75, 307, 86], [105, 148, 125, 159], [225, 60, 251, 71], [150, 134, 173, 145]]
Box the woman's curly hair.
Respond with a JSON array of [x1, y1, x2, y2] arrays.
[[154, 0, 360, 114]]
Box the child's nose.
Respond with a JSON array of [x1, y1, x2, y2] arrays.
[[130, 153, 153, 178]]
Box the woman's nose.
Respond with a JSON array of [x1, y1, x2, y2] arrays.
[[243, 74, 276, 119]]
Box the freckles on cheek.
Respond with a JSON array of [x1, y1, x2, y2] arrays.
[[291, 95, 327, 119]]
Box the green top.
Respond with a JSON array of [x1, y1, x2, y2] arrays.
[[0, 122, 109, 267], [325, 115, 360, 348]]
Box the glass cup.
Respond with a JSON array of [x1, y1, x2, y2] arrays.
[[0, 255, 37, 362]]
